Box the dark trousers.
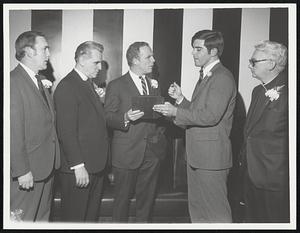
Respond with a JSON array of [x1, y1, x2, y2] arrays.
[[10, 171, 54, 221], [244, 171, 289, 223], [59, 171, 104, 222], [112, 149, 161, 223]]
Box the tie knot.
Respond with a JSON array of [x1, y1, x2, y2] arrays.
[[199, 67, 204, 79]]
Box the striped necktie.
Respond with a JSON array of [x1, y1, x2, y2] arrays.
[[139, 76, 148, 95], [198, 66, 204, 84]]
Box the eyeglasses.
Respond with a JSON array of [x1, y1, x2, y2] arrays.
[[249, 58, 272, 67]]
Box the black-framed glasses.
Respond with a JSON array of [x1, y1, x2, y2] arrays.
[[249, 58, 272, 67]]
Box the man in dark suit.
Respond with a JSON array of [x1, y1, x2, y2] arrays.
[[154, 30, 236, 222], [54, 41, 108, 222], [10, 31, 60, 221], [242, 40, 289, 222], [104, 41, 166, 222]]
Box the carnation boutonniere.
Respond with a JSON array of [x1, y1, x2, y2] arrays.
[[207, 71, 212, 78], [150, 79, 158, 88], [41, 79, 53, 89], [262, 84, 285, 102]]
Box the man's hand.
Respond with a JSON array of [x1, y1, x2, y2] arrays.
[[18, 171, 34, 190], [168, 82, 184, 102], [153, 102, 177, 117], [74, 166, 89, 188], [125, 109, 144, 122]]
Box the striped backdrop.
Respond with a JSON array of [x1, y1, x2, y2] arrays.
[[8, 6, 288, 112]]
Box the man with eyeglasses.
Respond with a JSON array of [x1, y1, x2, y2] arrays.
[[241, 40, 289, 222]]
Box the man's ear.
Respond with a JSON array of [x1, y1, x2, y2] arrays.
[[132, 57, 139, 65], [24, 46, 35, 58], [78, 55, 86, 66], [210, 48, 218, 57], [268, 60, 276, 71]]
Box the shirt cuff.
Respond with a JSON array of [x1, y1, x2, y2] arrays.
[[176, 96, 184, 105], [70, 163, 84, 170]]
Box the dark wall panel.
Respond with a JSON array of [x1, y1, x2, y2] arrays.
[[213, 8, 242, 87], [93, 10, 123, 81], [153, 9, 183, 100], [270, 8, 288, 47], [31, 10, 62, 83]]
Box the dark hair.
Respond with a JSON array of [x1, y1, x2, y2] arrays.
[[101, 60, 109, 70], [15, 31, 45, 61], [74, 41, 104, 62], [191, 30, 224, 57], [126, 41, 149, 67]]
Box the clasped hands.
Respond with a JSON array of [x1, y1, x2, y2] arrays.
[[153, 82, 183, 117]]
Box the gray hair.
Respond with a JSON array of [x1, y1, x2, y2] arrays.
[[74, 41, 104, 62], [254, 40, 287, 72]]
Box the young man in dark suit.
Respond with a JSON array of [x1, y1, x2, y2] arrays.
[[54, 41, 108, 222], [10, 31, 60, 221], [154, 30, 237, 223], [242, 40, 289, 223], [104, 42, 166, 222]]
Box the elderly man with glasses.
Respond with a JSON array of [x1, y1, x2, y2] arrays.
[[240, 40, 289, 223]]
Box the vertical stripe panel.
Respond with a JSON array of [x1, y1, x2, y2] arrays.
[[122, 9, 154, 75], [93, 10, 123, 83], [153, 9, 183, 99], [269, 8, 288, 47], [31, 10, 62, 90], [9, 10, 31, 70], [213, 8, 242, 86], [181, 9, 213, 100], [238, 8, 270, 112], [60, 10, 93, 82], [212, 9, 243, 178]]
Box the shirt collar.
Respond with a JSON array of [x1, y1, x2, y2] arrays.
[[19, 62, 37, 79], [202, 59, 220, 77], [129, 69, 145, 81], [74, 68, 88, 81]]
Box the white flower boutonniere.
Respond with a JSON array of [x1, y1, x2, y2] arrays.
[[41, 79, 53, 88], [207, 71, 212, 77], [262, 84, 285, 102], [150, 79, 158, 88]]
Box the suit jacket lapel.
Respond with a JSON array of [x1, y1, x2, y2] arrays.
[[17, 65, 52, 112], [145, 76, 159, 95], [245, 72, 285, 135], [124, 72, 141, 96], [72, 70, 105, 119], [191, 63, 222, 102]]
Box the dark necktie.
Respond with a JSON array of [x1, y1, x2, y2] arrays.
[[139, 76, 148, 95], [198, 66, 204, 84], [35, 74, 49, 107]]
